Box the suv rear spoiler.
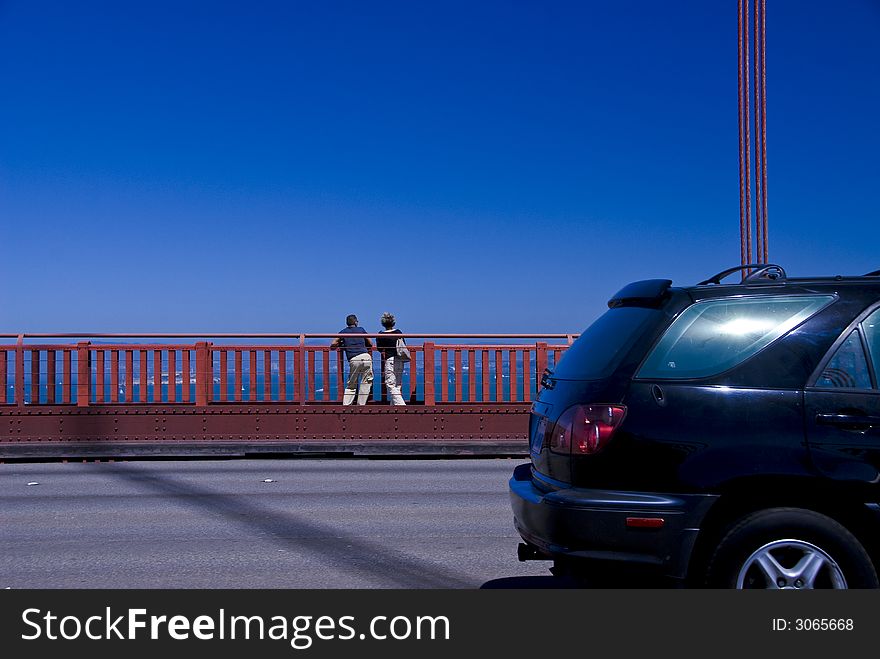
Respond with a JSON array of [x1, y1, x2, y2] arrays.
[[607, 279, 672, 308]]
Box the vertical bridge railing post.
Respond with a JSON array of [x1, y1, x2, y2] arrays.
[[195, 341, 210, 407], [423, 341, 435, 405], [15, 334, 25, 407], [536, 342, 548, 393], [297, 334, 306, 405], [76, 341, 91, 407], [31, 348, 40, 405]]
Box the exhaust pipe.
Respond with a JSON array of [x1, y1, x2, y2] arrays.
[[517, 542, 550, 562]]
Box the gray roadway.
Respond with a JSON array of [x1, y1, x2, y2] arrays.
[[1, 458, 570, 589]]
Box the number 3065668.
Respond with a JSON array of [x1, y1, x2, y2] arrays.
[[794, 619, 854, 631]]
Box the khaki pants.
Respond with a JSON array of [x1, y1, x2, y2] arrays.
[[383, 356, 406, 405], [343, 353, 373, 405]]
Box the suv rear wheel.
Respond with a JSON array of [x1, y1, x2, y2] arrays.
[[705, 508, 879, 589]]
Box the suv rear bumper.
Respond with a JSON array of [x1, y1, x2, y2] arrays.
[[509, 463, 718, 579]]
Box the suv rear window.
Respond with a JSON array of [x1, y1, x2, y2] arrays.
[[636, 294, 835, 380], [552, 307, 665, 380]]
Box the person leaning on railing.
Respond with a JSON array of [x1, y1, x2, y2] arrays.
[[375, 312, 406, 406], [330, 314, 373, 405]]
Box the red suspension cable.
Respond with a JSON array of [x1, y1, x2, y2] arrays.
[[760, 0, 769, 263], [738, 0, 748, 269], [738, 0, 768, 267]]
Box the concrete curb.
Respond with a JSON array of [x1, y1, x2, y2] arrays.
[[0, 440, 530, 461]]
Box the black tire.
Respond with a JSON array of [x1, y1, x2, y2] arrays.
[[705, 508, 879, 589]]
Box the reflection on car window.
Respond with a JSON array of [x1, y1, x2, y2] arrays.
[[863, 308, 880, 382], [637, 295, 834, 379], [815, 330, 872, 389]]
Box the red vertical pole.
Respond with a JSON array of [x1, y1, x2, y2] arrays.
[[321, 349, 330, 402], [440, 349, 448, 403], [523, 350, 531, 402], [336, 350, 344, 401], [278, 350, 287, 401], [752, 0, 763, 260], [195, 342, 209, 407], [1, 350, 9, 404], [168, 350, 177, 403], [234, 350, 243, 402], [744, 0, 753, 267], [30, 350, 40, 404], [182, 349, 191, 403], [400, 350, 409, 402], [468, 349, 476, 402], [297, 335, 306, 405], [536, 342, 548, 392], [495, 349, 503, 402], [207, 343, 214, 404], [219, 350, 228, 402], [403, 351, 410, 401], [46, 350, 56, 404], [738, 0, 747, 269], [307, 347, 316, 403], [153, 350, 162, 403], [249, 350, 257, 402], [15, 335, 25, 407], [759, 0, 769, 263], [63, 349, 72, 404], [139, 350, 148, 403], [423, 342, 435, 406], [125, 350, 134, 403], [76, 342, 90, 407], [96, 351, 105, 403], [481, 350, 490, 402], [110, 350, 119, 403], [264, 350, 272, 401], [454, 350, 463, 402], [509, 349, 517, 402]]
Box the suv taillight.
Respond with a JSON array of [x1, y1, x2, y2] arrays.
[[548, 404, 627, 455]]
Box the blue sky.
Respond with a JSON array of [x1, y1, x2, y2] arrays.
[[1, 0, 878, 334]]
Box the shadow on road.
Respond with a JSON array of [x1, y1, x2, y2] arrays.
[[99, 462, 476, 588]]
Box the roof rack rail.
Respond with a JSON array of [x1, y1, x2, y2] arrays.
[[697, 264, 786, 286]]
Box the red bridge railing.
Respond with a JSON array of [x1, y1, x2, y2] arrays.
[[0, 333, 576, 408]]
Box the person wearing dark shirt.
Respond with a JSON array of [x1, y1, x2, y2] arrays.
[[375, 312, 406, 405], [330, 314, 373, 405]]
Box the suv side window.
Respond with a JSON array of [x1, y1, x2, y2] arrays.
[[637, 294, 834, 379], [815, 330, 872, 389]]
